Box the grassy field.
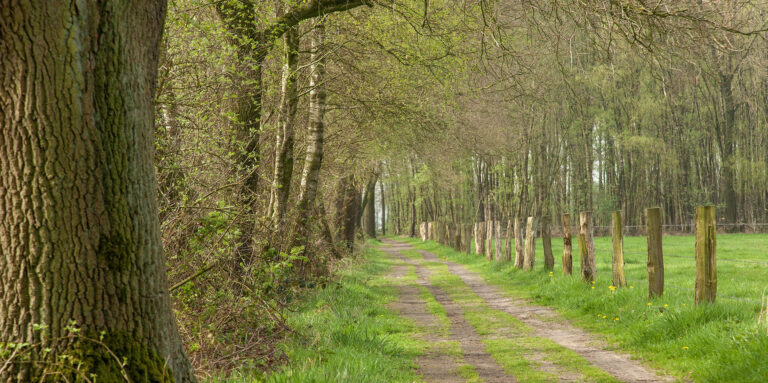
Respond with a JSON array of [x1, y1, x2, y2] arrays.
[[401, 233, 768, 382]]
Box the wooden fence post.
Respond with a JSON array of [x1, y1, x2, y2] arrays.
[[504, 220, 513, 262], [646, 207, 664, 298], [562, 214, 572, 275], [542, 216, 554, 271], [579, 211, 596, 282], [612, 211, 626, 287], [514, 217, 524, 268], [695, 205, 717, 304], [523, 217, 537, 271]]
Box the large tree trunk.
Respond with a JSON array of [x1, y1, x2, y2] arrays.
[[295, 20, 327, 244], [270, 23, 299, 227], [0, 1, 195, 382]]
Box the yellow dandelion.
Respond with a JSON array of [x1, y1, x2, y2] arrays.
[[629, 285, 634, 289], [602, 315, 607, 319], [591, 286, 595, 289], [682, 346, 689, 350], [683, 303, 686, 306], [663, 304, 669, 307], [647, 302, 652, 306], [591, 281, 595, 284], [614, 317, 619, 321]]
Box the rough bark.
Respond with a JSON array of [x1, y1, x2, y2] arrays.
[[0, 1, 195, 381]]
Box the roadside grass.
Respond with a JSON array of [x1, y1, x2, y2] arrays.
[[398, 234, 768, 382], [209, 240, 425, 382], [400, 249, 619, 382]]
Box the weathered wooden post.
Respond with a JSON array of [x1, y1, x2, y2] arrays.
[[504, 220, 513, 262], [514, 217, 524, 268], [419, 222, 426, 241], [427, 222, 434, 241], [485, 220, 494, 261], [495, 221, 503, 261], [612, 211, 626, 287], [562, 214, 573, 275], [695, 205, 717, 304], [646, 207, 664, 298], [542, 216, 554, 271], [523, 217, 537, 271], [579, 211, 596, 282]]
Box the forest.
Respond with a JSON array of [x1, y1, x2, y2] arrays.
[[1, 0, 768, 382]]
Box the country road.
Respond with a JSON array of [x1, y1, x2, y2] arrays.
[[380, 239, 674, 383]]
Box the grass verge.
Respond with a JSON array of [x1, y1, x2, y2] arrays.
[[399, 235, 768, 383], [209, 240, 425, 382]]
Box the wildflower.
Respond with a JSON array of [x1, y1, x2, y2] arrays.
[[591, 286, 595, 289], [682, 346, 689, 350], [629, 285, 634, 289], [647, 302, 652, 306], [591, 281, 595, 285], [663, 304, 669, 308], [608, 285, 616, 291], [683, 303, 686, 306], [614, 317, 619, 321], [602, 315, 607, 319]]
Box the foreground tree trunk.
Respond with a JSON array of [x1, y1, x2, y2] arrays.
[[0, 1, 195, 381]]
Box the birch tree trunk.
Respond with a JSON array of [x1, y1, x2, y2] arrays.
[[523, 217, 538, 271], [295, 20, 327, 244], [514, 217, 525, 268], [271, 24, 299, 226], [0, 1, 195, 381]]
